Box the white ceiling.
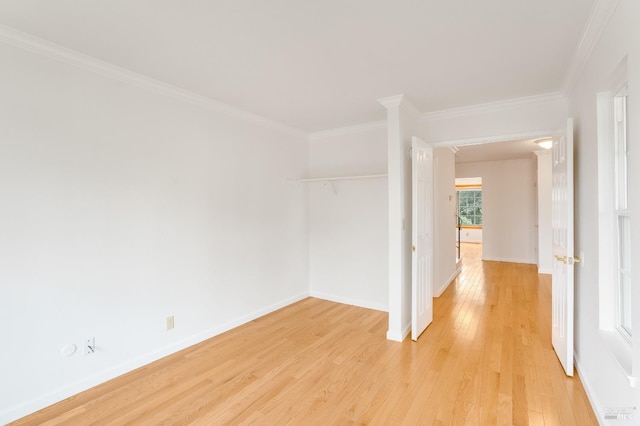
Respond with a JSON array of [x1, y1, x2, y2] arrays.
[[0, 0, 595, 132]]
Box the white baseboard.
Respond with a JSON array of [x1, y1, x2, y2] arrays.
[[0, 291, 310, 425], [386, 321, 411, 342], [574, 353, 605, 425], [309, 290, 387, 312], [435, 267, 461, 297], [386, 329, 403, 341], [401, 322, 411, 340], [482, 256, 536, 265]]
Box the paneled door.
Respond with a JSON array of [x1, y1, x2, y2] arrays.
[[411, 136, 434, 341], [551, 118, 576, 376]]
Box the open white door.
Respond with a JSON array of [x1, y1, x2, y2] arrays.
[[411, 136, 434, 341], [551, 118, 576, 376]]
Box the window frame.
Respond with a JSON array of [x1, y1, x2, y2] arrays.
[[613, 83, 632, 342], [455, 184, 483, 229], [597, 57, 637, 387]]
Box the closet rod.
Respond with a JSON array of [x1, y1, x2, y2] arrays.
[[297, 174, 388, 183]]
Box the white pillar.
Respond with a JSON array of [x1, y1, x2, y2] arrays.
[[378, 94, 424, 341]]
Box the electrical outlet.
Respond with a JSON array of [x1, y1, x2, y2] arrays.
[[166, 316, 174, 331], [84, 337, 95, 355]]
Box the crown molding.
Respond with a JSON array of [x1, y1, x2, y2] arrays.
[[0, 24, 306, 138], [533, 150, 552, 158], [421, 92, 565, 122], [562, 0, 622, 96], [378, 93, 422, 118], [377, 94, 405, 109], [316, 92, 564, 141], [309, 120, 386, 140], [429, 129, 554, 148]]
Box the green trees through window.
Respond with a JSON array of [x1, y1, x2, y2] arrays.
[[457, 190, 482, 226]]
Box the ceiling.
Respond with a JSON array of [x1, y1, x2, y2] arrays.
[[454, 138, 550, 163], [0, 0, 596, 132]]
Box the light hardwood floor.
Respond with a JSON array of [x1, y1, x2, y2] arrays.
[[14, 243, 597, 425]]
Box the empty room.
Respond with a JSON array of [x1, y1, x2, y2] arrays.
[[1, 0, 639, 424]]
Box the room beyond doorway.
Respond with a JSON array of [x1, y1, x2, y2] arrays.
[[460, 242, 482, 265], [455, 177, 483, 246]]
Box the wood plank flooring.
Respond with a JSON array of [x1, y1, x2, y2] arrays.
[[13, 243, 597, 425]]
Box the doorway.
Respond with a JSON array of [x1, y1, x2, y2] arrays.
[[452, 138, 550, 266], [455, 177, 483, 264]]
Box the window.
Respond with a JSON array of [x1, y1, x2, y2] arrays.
[[597, 58, 637, 387], [457, 188, 482, 227], [614, 84, 632, 339]]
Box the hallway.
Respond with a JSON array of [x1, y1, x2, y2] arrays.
[[15, 246, 597, 425], [441, 242, 596, 424]]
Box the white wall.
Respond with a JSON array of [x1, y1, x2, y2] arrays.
[[433, 148, 457, 296], [0, 42, 309, 423], [308, 126, 388, 311], [535, 151, 552, 274], [568, 0, 640, 419], [456, 159, 537, 264], [460, 228, 482, 244]]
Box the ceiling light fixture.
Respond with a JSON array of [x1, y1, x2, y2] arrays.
[[535, 138, 553, 150]]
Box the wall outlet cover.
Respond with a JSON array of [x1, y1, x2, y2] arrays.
[[166, 316, 175, 331]]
